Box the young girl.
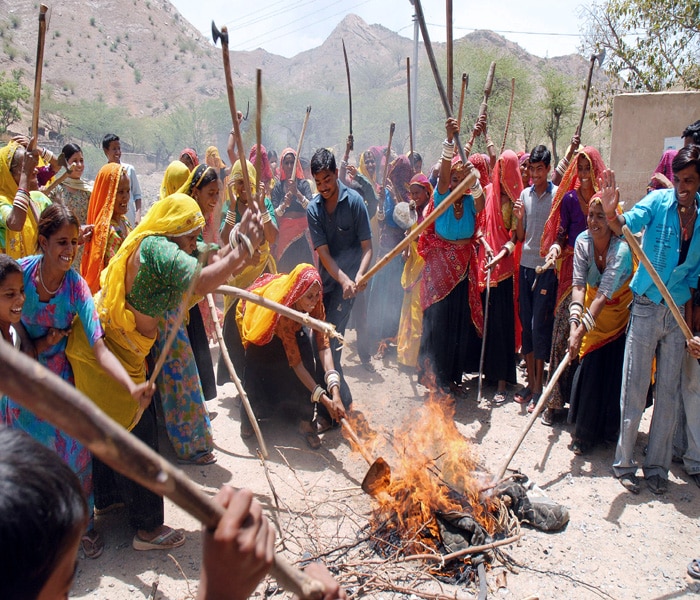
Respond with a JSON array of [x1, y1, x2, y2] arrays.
[[0, 254, 25, 350]]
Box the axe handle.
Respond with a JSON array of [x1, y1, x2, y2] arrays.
[[457, 73, 468, 128], [379, 123, 395, 205], [356, 170, 476, 288], [407, 58, 413, 158], [622, 225, 693, 340], [255, 69, 263, 207], [0, 339, 325, 600], [342, 39, 353, 148], [291, 107, 311, 191], [30, 5, 49, 150], [576, 57, 596, 136]]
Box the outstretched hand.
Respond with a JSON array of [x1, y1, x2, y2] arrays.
[[598, 169, 620, 218]]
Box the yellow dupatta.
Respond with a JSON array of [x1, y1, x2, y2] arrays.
[[159, 160, 190, 201], [81, 163, 123, 293], [236, 263, 321, 348], [0, 143, 46, 258], [67, 193, 206, 429]]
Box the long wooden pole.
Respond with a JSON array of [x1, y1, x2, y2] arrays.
[[457, 73, 468, 129], [501, 77, 516, 154], [29, 5, 49, 150], [215, 285, 345, 343], [0, 338, 324, 600], [356, 168, 477, 288], [464, 61, 496, 156], [493, 354, 572, 481], [379, 122, 395, 205], [255, 69, 263, 207], [622, 225, 693, 339], [446, 0, 453, 112], [291, 106, 312, 194], [406, 57, 414, 159], [206, 293, 268, 458]]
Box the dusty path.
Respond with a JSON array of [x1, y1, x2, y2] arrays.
[[72, 329, 700, 600]]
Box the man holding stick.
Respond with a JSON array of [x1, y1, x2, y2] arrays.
[[601, 145, 700, 494], [307, 148, 372, 414]]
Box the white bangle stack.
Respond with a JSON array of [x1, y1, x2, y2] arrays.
[[441, 139, 455, 162], [324, 369, 341, 393], [311, 385, 325, 404], [13, 188, 30, 213]]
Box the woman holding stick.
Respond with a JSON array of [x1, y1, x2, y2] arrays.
[[478, 150, 524, 404], [567, 193, 633, 455], [417, 118, 485, 396], [217, 159, 278, 388], [271, 148, 313, 272], [4, 204, 153, 559], [66, 194, 264, 549], [0, 143, 52, 259], [539, 146, 606, 422], [236, 263, 346, 448]]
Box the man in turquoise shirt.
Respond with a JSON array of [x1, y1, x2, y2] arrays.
[[602, 145, 700, 495]]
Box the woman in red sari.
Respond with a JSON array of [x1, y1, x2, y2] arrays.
[[477, 150, 524, 403]]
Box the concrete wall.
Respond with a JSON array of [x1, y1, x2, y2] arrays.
[[610, 91, 700, 208]]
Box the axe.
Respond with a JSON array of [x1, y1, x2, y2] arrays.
[[212, 21, 262, 213], [576, 49, 605, 137], [406, 57, 413, 159]]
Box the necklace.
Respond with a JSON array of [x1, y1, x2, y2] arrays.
[[38, 257, 65, 296], [679, 204, 697, 241]]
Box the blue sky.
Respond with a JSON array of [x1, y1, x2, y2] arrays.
[[170, 0, 586, 58]]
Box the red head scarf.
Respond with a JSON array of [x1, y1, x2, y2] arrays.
[[278, 148, 304, 181]]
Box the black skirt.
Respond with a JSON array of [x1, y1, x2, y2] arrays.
[[481, 276, 517, 384], [186, 304, 217, 400], [568, 333, 625, 444]]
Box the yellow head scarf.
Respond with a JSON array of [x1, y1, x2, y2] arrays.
[[231, 159, 258, 201], [0, 142, 45, 258], [236, 263, 321, 348], [81, 163, 124, 293], [205, 146, 226, 169], [98, 193, 205, 333], [159, 160, 190, 201]]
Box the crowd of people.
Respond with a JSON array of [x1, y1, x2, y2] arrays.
[[1, 112, 700, 597]]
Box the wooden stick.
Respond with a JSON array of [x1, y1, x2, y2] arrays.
[[406, 57, 413, 159], [0, 338, 325, 600], [342, 39, 353, 150], [291, 106, 312, 196], [356, 168, 477, 288], [215, 285, 345, 344], [29, 5, 49, 150], [501, 77, 516, 154], [378, 122, 395, 206], [464, 61, 496, 157], [446, 0, 454, 111], [255, 69, 263, 207], [493, 354, 571, 481], [212, 23, 261, 214], [622, 225, 693, 339], [457, 73, 468, 129], [206, 293, 268, 458]]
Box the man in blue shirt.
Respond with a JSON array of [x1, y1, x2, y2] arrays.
[[307, 148, 372, 411], [602, 144, 700, 494]]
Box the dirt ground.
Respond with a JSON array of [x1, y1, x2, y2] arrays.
[[71, 327, 700, 600]]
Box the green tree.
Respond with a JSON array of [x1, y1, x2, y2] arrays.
[[583, 0, 700, 91], [0, 70, 30, 134], [541, 69, 577, 164]]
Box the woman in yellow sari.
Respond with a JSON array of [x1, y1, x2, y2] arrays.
[[567, 193, 633, 455], [217, 159, 278, 385], [0, 143, 52, 258], [236, 263, 346, 448], [66, 193, 264, 550]]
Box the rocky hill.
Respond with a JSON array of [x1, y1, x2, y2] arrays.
[[1, 2, 599, 165]]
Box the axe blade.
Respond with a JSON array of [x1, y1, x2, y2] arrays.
[[211, 20, 228, 46], [595, 48, 606, 67]]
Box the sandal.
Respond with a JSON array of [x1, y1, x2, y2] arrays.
[[541, 408, 555, 426], [492, 391, 507, 405], [81, 529, 104, 560], [177, 451, 217, 466], [94, 501, 125, 516], [688, 559, 700, 580], [133, 526, 185, 551], [514, 386, 532, 404], [617, 473, 640, 494], [449, 382, 469, 398]]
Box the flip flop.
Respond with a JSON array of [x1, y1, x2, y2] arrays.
[[688, 559, 700, 580], [177, 451, 217, 466], [492, 391, 507, 405], [133, 527, 185, 551], [81, 529, 104, 559], [514, 387, 532, 404]]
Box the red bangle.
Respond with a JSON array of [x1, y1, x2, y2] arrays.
[[606, 213, 619, 222]]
